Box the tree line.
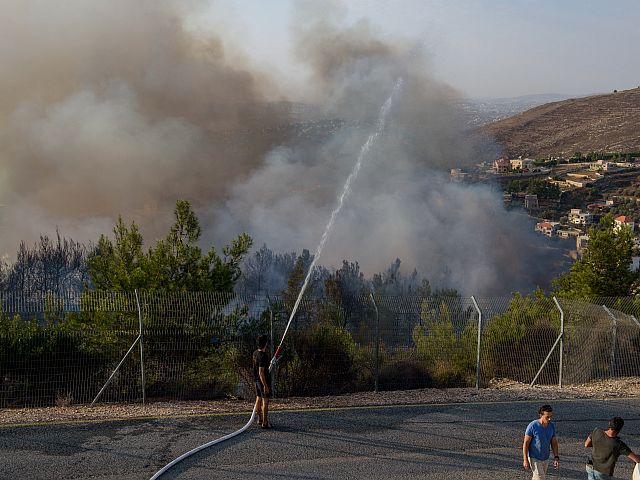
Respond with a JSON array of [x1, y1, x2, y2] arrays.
[[2, 200, 640, 406]]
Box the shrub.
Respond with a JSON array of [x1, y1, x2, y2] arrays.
[[413, 300, 477, 388], [481, 291, 560, 384], [378, 356, 432, 391], [276, 321, 357, 396], [181, 346, 239, 399]]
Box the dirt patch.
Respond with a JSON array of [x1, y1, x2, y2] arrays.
[[1, 377, 638, 426]]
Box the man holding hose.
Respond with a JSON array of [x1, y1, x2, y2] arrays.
[[253, 334, 273, 429]]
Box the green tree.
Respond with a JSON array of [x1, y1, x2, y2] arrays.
[[554, 214, 639, 297], [88, 200, 252, 292], [482, 290, 560, 383], [283, 255, 306, 312], [506, 179, 526, 193], [413, 294, 476, 386], [88, 217, 147, 290], [527, 179, 560, 200], [146, 200, 203, 290]]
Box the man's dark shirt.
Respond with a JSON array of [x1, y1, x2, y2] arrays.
[[253, 350, 271, 385], [590, 428, 632, 476]]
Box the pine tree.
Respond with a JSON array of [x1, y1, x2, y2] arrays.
[[554, 214, 639, 297]]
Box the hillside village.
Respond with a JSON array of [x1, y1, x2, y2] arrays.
[[452, 152, 640, 263]]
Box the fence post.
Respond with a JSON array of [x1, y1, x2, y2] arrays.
[[369, 293, 379, 393], [470, 296, 481, 390], [552, 297, 564, 388], [602, 305, 617, 378], [528, 297, 565, 388], [91, 334, 141, 405], [135, 289, 146, 404]]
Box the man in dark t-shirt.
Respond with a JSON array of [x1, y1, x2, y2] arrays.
[[253, 334, 272, 428], [585, 416, 640, 478]]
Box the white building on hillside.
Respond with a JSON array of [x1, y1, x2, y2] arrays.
[[569, 208, 593, 225], [535, 221, 559, 236], [576, 234, 590, 257], [510, 157, 535, 171], [590, 160, 619, 171]]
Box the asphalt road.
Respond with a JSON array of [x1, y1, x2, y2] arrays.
[[1, 398, 639, 480]]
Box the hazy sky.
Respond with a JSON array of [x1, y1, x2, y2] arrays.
[[196, 0, 640, 99]]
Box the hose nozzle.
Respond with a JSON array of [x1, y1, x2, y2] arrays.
[[268, 346, 282, 372]]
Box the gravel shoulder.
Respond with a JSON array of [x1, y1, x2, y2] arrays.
[[2, 377, 639, 427]]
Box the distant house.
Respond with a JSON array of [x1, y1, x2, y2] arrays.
[[566, 178, 592, 188], [535, 221, 559, 236], [450, 168, 468, 181], [589, 160, 619, 172], [557, 227, 582, 238], [569, 208, 593, 225], [549, 179, 571, 191], [614, 215, 635, 233], [493, 158, 511, 173], [587, 203, 608, 212], [510, 157, 535, 171], [576, 234, 590, 257], [566, 171, 602, 187], [524, 194, 539, 209]]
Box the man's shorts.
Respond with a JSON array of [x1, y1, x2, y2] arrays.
[[255, 381, 271, 398], [528, 457, 548, 480]]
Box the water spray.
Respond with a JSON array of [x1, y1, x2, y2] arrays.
[[149, 79, 403, 479], [270, 78, 403, 371]]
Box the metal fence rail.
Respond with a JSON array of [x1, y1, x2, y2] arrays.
[[1, 291, 639, 408]]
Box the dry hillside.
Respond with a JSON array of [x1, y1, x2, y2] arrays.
[[483, 87, 640, 158]]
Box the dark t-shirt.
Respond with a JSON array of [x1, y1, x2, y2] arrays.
[[590, 428, 632, 476], [253, 350, 271, 385]]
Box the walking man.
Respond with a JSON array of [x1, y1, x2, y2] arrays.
[[523, 404, 560, 479], [253, 334, 272, 428], [585, 416, 640, 479]]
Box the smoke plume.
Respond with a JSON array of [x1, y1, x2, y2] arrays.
[[0, 0, 570, 295], [0, 0, 289, 251], [208, 6, 570, 295]]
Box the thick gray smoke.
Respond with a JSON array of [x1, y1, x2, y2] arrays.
[[0, 0, 569, 295], [209, 7, 569, 295], [0, 0, 288, 252]]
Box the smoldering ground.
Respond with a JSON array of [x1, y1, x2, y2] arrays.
[[0, 0, 570, 295]]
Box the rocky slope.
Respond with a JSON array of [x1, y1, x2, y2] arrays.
[[483, 87, 640, 158]]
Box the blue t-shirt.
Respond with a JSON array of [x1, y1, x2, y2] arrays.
[[525, 420, 556, 461]]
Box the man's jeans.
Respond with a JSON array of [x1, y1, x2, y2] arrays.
[[586, 464, 608, 479]]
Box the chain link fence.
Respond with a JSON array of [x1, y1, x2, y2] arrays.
[[1, 291, 639, 408]]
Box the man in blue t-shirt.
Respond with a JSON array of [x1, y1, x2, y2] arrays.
[[523, 404, 560, 479]]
